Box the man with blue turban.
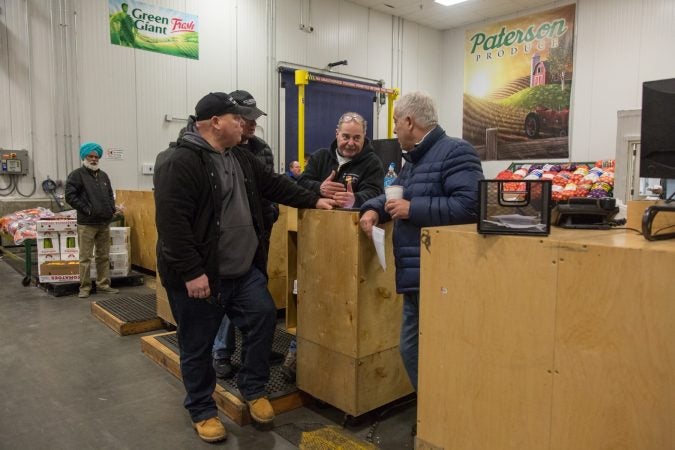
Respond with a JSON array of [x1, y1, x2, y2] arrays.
[[65, 142, 119, 298]]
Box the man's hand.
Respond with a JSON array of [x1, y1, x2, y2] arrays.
[[333, 191, 356, 209], [315, 198, 337, 210], [320, 170, 346, 198], [186, 274, 210, 299], [359, 210, 379, 238], [384, 199, 411, 220]]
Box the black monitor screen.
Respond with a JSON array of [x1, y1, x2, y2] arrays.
[[371, 138, 402, 173], [640, 78, 675, 179]]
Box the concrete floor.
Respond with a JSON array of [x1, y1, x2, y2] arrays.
[[0, 258, 416, 449]]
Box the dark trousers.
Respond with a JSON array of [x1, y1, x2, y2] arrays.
[[167, 266, 277, 422]]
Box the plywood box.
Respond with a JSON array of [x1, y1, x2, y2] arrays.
[[297, 338, 412, 417], [267, 205, 297, 311], [297, 209, 401, 358], [417, 225, 675, 450], [116, 190, 157, 272], [296, 209, 413, 415], [155, 273, 175, 325]]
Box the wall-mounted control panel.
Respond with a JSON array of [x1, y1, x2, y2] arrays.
[[1, 149, 30, 175]]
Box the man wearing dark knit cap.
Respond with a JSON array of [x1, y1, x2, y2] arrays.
[[154, 92, 336, 443], [65, 142, 119, 298]]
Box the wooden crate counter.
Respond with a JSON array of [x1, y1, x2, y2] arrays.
[[296, 209, 414, 416], [116, 190, 291, 325], [267, 205, 297, 311], [417, 224, 675, 450], [116, 190, 157, 272]]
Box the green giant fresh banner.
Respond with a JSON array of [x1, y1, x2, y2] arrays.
[[109, 0, 199, 60]]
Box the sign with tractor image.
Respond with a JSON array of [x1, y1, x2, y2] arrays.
[[463, 4, 575, 161]]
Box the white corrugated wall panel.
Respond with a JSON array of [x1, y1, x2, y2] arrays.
[[306, 0, 339, 69], [0, 0, 13, 149], [2, 1, 30, 152], [338, 0, 369, 78], [440, 27, 465, 138], [638, 0, 675, 83], [236, 0, 269, 141], [417, 24, 442, 101], [26, 0, 61, 187], [367, 9, 394, 139], [275, 0, 307, 66], [400, 20, 420, 94], [572, 0, 644, 162], [76, 0, 138, 189], [187, 0, 236, 100]]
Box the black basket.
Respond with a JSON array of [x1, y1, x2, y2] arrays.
[[478, 180, 552, 236]]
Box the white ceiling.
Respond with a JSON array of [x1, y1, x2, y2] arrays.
[[348, 0, 567, 30]]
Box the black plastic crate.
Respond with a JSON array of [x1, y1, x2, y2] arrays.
[[478, 180, 552, 236]]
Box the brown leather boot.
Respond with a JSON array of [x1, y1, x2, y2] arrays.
[[247, 397, 275, 423], [193, 416, 227, 442]]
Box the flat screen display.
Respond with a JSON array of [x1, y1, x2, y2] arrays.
[[371, 138, 402, 173], [640, 78, 675, 179]]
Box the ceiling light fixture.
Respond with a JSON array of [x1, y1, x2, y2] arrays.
[[434, 0, 468, 6]]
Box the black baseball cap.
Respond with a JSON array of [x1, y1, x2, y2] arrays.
[[194, 92, 253, 121], [230, 90, 267, 120]]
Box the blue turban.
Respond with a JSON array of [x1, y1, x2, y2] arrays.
[[80, 142, 103, 160]]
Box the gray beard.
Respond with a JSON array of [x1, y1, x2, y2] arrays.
[[82, 160, 100, 171]]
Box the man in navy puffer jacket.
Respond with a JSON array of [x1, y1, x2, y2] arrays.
[[359, 91, 484, 391]]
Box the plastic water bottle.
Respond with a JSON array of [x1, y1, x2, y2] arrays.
[[384, 162, 397, 187]]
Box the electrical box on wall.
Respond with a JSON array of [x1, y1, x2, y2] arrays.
[[1, 149, 30, 175]]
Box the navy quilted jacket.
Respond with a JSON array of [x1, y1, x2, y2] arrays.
[[360, 126, 484, 293]]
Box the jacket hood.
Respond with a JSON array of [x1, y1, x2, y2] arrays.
[[180, 126, 219, 154]]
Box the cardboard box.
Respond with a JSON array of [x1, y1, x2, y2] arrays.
[[91, 251, 130, 278], [59, 230, 79, 261], [37, 231, 60, 264], [39, 261, 80, 283], [109, 226, 131, 253], [36, 219, 77, 233], [110, 251, 130, 275]]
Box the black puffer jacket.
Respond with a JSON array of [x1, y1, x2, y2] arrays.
[[297, 138, 384, 207], [240, 136, 279, 240], [65, 166, 116, 225], [154, 134, 320, 293]]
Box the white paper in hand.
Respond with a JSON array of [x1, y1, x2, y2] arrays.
[[371, 226, 386, 271]]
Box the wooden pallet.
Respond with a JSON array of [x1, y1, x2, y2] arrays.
[[140, 331, 308, 425], [91, 302, 164, 336]]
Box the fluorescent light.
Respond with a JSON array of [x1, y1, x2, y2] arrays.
[[435, 0, 468, 6]]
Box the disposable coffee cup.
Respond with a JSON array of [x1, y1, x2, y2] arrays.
[[385, 185, 404, 201]]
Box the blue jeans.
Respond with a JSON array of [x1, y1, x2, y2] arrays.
[[400, 292, 419, 391], [166, 266, 277, 422], [212, 315, 235, 360]]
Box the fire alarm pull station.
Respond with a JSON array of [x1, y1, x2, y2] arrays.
[[1, 149, 30, 175]]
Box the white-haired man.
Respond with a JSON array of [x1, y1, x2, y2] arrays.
[[359, 91, 484, 395]]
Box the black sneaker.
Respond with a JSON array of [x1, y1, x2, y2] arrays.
[[213, 358, 234, 379], [270, 351, 285, 365]]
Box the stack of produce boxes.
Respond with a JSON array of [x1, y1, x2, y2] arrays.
[[90, 227, 131, 278], [36, 219, 79, 283]]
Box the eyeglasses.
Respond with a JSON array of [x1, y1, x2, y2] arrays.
[[339, 114, 365, 125], [85, 154, 100, 160]]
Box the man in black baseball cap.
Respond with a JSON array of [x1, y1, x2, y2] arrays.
[[229, 89, 267, 120], [211, 90, 279, 384], [194, 91, 253, 121], [154, 90, 337, 443]]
